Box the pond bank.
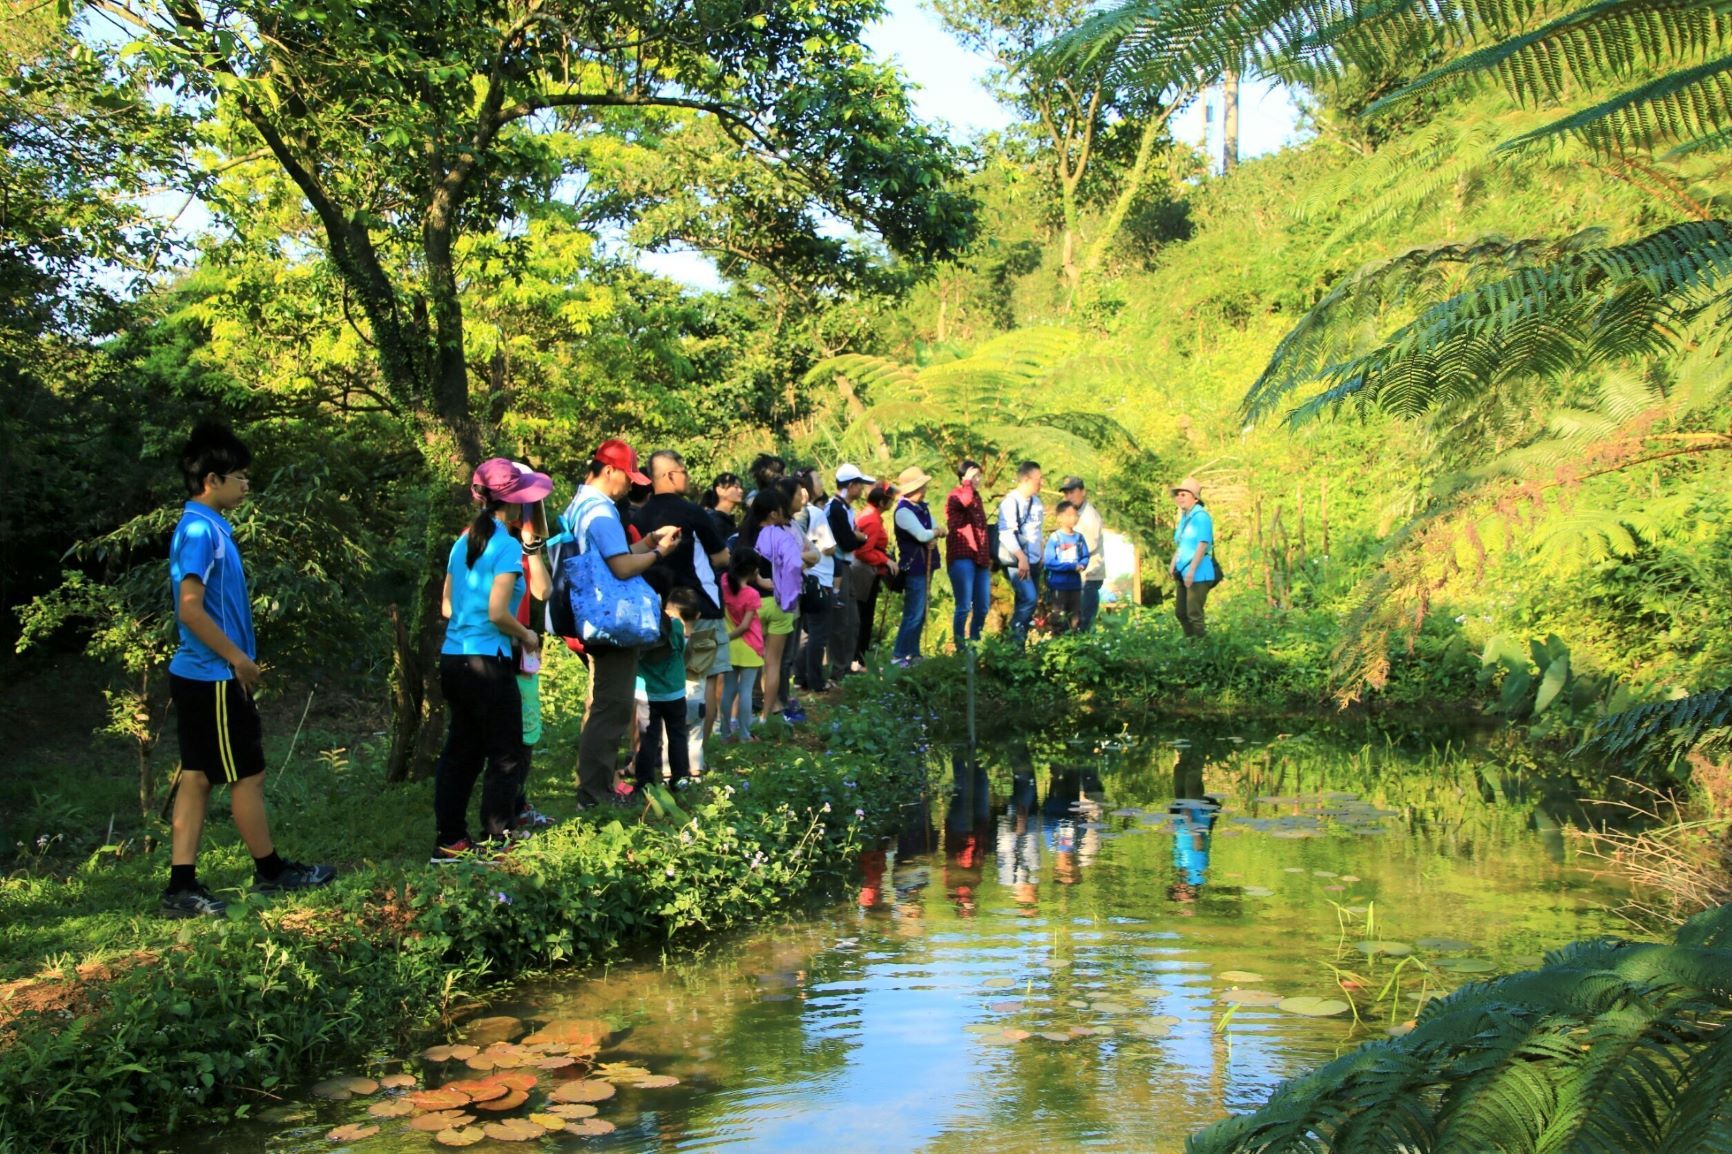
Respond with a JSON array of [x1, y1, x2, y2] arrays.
[[0, 700, 927, 1153]]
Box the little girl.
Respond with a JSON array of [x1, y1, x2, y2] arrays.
[[720, 549, 765, 740]]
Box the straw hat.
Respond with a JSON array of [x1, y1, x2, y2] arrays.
[[1170, 476, 1203, 498], [895, 465, 933, 494]]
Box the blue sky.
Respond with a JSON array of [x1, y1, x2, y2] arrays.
[[643, 0, 1305, 288]]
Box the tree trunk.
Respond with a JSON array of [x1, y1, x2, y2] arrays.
[[1082, 103, 1179, 278], [1222, 68, 1240, 174]]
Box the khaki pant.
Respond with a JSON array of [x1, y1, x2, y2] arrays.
[[576, 645, 639, 804], [1173, 578, 1217, 638]]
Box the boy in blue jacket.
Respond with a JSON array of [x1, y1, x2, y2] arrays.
[[1042, 500, 1091, 635]]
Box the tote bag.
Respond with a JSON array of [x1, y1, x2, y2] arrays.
[[562, 496, 662, 648]]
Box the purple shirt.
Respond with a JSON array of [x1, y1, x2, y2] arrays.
[[755, 523, 805, 612]]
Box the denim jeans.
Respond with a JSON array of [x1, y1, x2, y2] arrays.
[[894, 573, 929, 660], [720, 665, 759, 739], [948, 559, 991, 646], [1080, 579, 1103, 633], [1006, 568, 1039, 643]]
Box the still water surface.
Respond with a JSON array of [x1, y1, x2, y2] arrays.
[[201, 722, 1624, 1153]]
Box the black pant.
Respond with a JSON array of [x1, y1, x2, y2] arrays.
[[801, 589, 836, 692], [635, 696, 690, 785], [433, 653, 523, 846], [858, 572, 881, 658], [1051, 587, 1081, 633]]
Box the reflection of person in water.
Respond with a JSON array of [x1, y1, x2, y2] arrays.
[[1044, 764, 1105, 885], [996, 745, 1041, 911], [945, 752, 992, 915], [1168, 743, 1221, 906], [858, 847, 887, 909]]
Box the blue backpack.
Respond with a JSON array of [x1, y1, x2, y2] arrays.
[[555, 496, 662, 648]]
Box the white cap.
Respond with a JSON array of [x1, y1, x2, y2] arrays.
[[835, 463, 876, 486]]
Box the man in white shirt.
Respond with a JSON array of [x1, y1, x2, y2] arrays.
[[1059, 476, 1106, 632], [996, 461, 1044, 645]]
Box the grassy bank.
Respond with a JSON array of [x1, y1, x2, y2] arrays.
[[0, 648, 931, 1152]]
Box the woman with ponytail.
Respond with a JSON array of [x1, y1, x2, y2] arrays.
[[432, 458, 553, 862]]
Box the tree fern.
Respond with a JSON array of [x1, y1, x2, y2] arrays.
[[1586, 688, 1732, 764], [1189, 907, 1732, 1154]]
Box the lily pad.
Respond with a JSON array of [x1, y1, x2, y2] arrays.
[[327, 1123, 381, 1141], [1132, 987, 1173, 999], [312, 1075, 379, 1101], [982, 977, 1016, 989], [1217, 970, 1264, 983], [408, 1110, 477, 1132], [1416, 938, 1473, 952], [1090, 1001, 1131, 1014], [1036, 1030, 1075, 1042], [378, 1073, 417, 1090], [490, 1072, 538, 1092], [631, 1074, 681, 1088], [470, 1088, 529, 1112], [1220, 989, 1283, 1006], [550, 1079, 616, 1105], [565, 1118, 618, 1137], [367, 1099, 416, 1118], [481, 1118, 547, 1142], [989, 1000, 1023, 1013], [1435, 957, 1497, 974], [1278, 996, 1351, 1017], [434, 1127, 485, 1148], [530, 1112, 569, 1131], [594, 1062, 652, 1082], [1355, 941, 1413, 957], [544, 1103, 599, 1120]]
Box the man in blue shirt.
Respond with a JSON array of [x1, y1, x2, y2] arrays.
[[162, 421, 334, 918], [996, 460, 1045, 646]]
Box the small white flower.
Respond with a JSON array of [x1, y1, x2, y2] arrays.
[[855, 808, 866, 819], [666, 865, 676, 877], [821, 801, 832, 813]]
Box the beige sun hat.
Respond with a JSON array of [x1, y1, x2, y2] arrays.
[[1170, 476, 1203, 498], [895, 465, 933, 494]]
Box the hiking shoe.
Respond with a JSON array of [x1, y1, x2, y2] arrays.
[[430, 838, 482, 865], [575, 793, 632, 813], [160, 883, 227, 919], [782, 702, 808, 723], [254, 861, 336, 892]]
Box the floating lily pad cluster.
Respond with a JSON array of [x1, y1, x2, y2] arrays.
[[307, 1015, 681, 1145]]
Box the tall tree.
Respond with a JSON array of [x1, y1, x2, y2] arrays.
[[934, 0, 1187, 301], [88, 0, 975, 775]]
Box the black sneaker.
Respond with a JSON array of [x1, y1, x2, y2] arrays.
[[161, 883, 228, 919], [254, 861, 336, 893]]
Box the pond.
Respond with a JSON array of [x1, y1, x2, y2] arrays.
[[183, 721, 1625, 1153]]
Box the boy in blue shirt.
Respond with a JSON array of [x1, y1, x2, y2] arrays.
[[1042, 500, 1091, 635], [162, 421, 334, 917], [634, 586, 701, 789]]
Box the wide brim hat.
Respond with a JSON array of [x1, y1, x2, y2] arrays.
[[895, 466, 933, 494], [1170, 476, 1203, 498], [473, 457, 553, 504]]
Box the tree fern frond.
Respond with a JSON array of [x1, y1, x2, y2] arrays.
[[1585, 688, 1732, 761], [1502, 52, 1732, 155], [1373, 1, 1732, 113], [1249, 220, 1732, 426]]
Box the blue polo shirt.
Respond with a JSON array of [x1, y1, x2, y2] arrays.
[[1172, 506, 1218, 582], [168, 502, 256, 681], [442, 523, 525, 658]]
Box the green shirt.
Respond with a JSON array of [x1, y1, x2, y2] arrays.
[[640, 618, 688, 702]]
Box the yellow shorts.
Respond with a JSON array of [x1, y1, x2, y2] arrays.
[[759, 600, 796, 636]]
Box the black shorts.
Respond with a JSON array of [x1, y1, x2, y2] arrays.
[[170, 673, 266, 784]]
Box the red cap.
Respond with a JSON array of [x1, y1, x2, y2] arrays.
[[594, 439, 650, 485]]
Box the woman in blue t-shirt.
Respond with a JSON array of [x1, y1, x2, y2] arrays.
[[432, 458, 553, 862], [1170, 476, 1218, 639]]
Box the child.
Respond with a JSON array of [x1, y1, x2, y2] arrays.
[[720, 549, 765, 741], [1042, 500, 1091, 635], [635, 586, 701, 788], [162, 421, 335, 917]]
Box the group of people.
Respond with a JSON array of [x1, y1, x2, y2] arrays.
[[157, 419, 1217, 913]]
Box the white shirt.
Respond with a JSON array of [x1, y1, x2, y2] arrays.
[[1075, 500, 1106, 581], [800, 506, 837, 586]]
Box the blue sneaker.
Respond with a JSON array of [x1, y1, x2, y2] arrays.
[[782, 702, 808, 723]]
